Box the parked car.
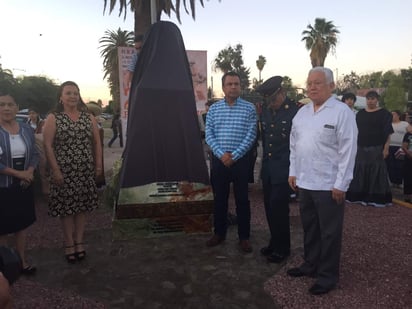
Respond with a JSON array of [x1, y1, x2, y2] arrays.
[[16, 114, 29, 123], [100, 113, 113, 120]]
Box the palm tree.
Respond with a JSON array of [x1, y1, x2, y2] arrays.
[[103, 0, 216, 37], [255, 55, 266, 82], [213, 44, 250, 91], [301, 18, 339, 68], [99, 28, 134, 111]]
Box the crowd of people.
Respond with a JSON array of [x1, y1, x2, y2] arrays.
[[1, 63, 411, 304], [203, 67, 411, 296], [0, 81, 103, 305]]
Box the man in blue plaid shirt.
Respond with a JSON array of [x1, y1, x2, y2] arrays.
[[205, 71, 257, 253]]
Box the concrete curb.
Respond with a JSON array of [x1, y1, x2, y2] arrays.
[[393, 198, 412, 209]]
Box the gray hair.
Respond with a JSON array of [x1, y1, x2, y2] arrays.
[[308, 67, 334, 84]]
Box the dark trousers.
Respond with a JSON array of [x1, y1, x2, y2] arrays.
[[262, 182, 290, 255], [210, 154, 250, 240], [298, 189, 344, 288], [248, 145, 258, 183], [108, 129, 123, 147]]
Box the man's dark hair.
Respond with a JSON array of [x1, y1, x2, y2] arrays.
[[221, 71, 241, 87]]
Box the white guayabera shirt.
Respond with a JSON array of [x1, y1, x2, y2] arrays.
[[289, 96, 358, 192]]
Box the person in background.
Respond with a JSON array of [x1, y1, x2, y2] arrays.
[[0, 91, 39, 275], [27, 107, 49, 195], [386, 110, 409, 188], [256, 76, 298, 264], [402, 130, 412, 202], [124, 35, 144, 92], [341, 92, 357, 113], [108, 113, 123, 148], [205, 71, 257, 253], [346, 90, 393, 207], [43, 81, 102, 264], [27, 108, 44, 134], [287, 67, 358, 295]]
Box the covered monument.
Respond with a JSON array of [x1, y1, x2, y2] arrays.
[[114, 21, 213, 236]]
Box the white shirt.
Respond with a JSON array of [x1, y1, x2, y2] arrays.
[[289, 96, 358, 192], [390, 121, 409, 147]]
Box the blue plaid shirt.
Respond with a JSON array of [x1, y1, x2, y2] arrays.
[[206, 97, 257, 161]]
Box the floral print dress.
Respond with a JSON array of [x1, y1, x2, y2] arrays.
[[48, 112, 98, 217]]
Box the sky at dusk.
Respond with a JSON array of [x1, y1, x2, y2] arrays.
[[1, 0, 411, 104]]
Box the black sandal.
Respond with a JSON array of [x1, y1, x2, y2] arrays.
[[75, 243, 86, 261], [65, 245, 77, 264]]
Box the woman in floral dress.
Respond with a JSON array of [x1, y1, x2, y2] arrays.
[[43, 81, 102, 263]]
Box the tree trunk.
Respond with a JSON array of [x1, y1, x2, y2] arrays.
[[134, 1, 152, 37]]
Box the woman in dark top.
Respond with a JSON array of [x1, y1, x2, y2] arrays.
[[346, 90, 393, 207], [402, 132, 412, 202]]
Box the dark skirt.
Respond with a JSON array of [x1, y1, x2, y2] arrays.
[[0, 184, 36, 235], [385, 146, 404, 185], [404, 157, 412, 195], [346, 145, 392, 204]]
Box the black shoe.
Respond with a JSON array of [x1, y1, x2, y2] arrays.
[[75, 243, 86, 261], [206, 235, 225, 247], [65, 245, 77, 264], [267, 252, 289, 263], [239, 240, 253, 253], [260, 247, 273, 256], [308, 283, 335, 295], [287, 267, 316, 278], [21, 265, 37, 276]]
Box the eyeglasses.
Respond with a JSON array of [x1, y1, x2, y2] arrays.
[[0, 102, 17, 108]]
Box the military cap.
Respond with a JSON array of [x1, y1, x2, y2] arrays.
[[256, 76, 283, 97]]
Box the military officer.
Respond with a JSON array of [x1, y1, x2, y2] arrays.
[[257, 76, 299, 263]]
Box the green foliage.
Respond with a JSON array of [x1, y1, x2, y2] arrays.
[[255, 55, 266, 82], [0, 67, 17, 94], [104, 100, 115, 114], [99, 28, 134, 111], [103, 158, 123, 209], [0, 68, 57, 114], [15, 76, 58, 113], [302, 18, 339, 67], [103, 0, 212, 36]]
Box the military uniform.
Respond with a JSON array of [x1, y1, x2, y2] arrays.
[[257, 76, 299, 262], [260, 97, 298, 258]]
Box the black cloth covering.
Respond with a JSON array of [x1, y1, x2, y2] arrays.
[[120, 21, 209, 188]]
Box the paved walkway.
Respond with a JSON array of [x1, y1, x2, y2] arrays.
[[10, 129, 411, 308]]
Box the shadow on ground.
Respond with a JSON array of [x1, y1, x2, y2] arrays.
[[24, 217, 302, 309]]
